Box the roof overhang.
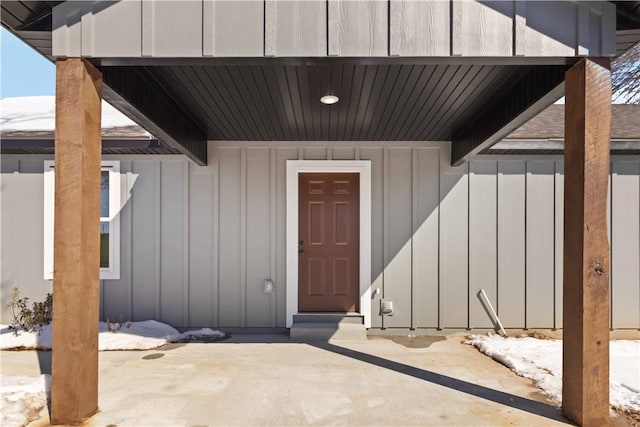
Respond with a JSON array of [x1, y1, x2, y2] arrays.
[[0, 137, 181, 156], [2, 1, 639, 166]]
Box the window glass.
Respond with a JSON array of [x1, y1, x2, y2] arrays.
[[100, 221, 110, 268], [100, 171, 109, 218]]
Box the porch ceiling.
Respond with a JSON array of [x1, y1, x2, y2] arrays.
[[110, 63, 532, 143]]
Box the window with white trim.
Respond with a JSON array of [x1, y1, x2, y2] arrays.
[[44, 160, 121, 280]]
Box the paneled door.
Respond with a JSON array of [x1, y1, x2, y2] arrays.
[[298, 173, 359, 312]]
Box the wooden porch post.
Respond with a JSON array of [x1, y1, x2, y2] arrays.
[[562, 57, 611, 427], [51, 58, 102, 424]]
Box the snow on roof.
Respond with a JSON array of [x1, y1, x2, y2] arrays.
[[0, 96, 151, 139]]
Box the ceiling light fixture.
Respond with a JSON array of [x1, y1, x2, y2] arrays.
[[320, 95, 339, 105]]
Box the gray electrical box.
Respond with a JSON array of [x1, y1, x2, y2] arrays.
[[380, 300, 394, 316]]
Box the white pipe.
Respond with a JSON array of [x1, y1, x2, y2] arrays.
[[479, 289, 507, 337]]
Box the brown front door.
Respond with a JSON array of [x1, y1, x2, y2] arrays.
[[298, 173, 360, 312]]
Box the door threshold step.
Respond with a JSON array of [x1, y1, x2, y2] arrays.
[[289, 322, 367, 341], [293, 313, 364, 325]]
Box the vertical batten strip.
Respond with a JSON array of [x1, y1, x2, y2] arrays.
[[437, 148, 442, 330], [451, 0, 467, 56], [125, 160, 133, 322], [264, 0, 276, 57], [577, 5, 590, 56], [514, 0, 527, 56], [80, 6, 93, 57], [327, 0, 339, 56], [466, 161, 471, 330], [7, 162, 20, 294], [386, 0, 391, 57], [601, 2, 616, 56], [411, 147, 418, 329], [554, 161, 564, 329], [203, 0, 215, 56], [436, 149, 442, 330], [389, 0, 401, 56], [141, 1, 154, 56], [609, 166, 613, 329], [270, 148, 277, 327], [240, 148, 247, 327], [553, 162, 557, 329], [154, 162, 161, 320], [183, 162, 190, 327], [495, 158, 500, 321], [524, 162, 528, 329], [262, 0, 267, 57], [212, 144, 220, 327], [382, 147, 390, 328]]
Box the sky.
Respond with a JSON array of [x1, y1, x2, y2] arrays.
[[1, 27, 55, 99]]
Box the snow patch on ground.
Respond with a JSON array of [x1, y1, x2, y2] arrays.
[[0, 320, 226, 351], [181, 327, 226, 340], [466, 335, 640, 412], [98, 320, 184, 350], [0, 375, 50, 427]]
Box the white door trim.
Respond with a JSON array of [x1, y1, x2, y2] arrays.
[[286, 160, 372, 328]]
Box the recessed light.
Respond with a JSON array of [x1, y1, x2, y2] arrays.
[[320, 95, 339, 105]]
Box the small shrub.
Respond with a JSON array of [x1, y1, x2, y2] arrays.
[[106, 314, 132, 333], [5, 286, 52, 335]]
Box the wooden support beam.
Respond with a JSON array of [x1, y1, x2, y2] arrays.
[[562, 57, 611, 427], [51, 58, 102, 425]]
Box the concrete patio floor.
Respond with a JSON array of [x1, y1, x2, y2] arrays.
[[1, 334, 630, 426]]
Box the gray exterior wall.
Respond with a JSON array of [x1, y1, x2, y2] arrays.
[[52, 0, 616, 58], [1, 144, 639, 330]]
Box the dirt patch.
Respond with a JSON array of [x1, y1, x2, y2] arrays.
[[527, 388, 556, 405], [156, 343, 186, 351], [372, 335, 446, 349], [615, 408, 640, 427], [527, 331, 557, 340]]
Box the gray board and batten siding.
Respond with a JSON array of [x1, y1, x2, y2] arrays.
[[1, 143, 639, 330], [52, 1, 616, 59]]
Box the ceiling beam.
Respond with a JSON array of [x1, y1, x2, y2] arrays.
[[100, 66, 208, 165], [451, 65, 568, 166]]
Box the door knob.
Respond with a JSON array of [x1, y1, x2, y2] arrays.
[[299, 240, 304, 246], [298, 249, 305, 255]]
